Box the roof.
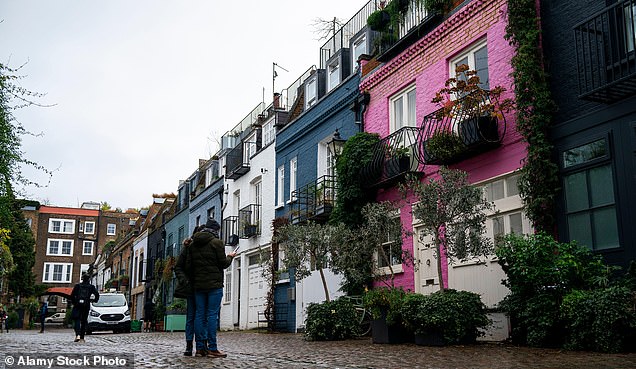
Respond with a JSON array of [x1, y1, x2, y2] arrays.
[[39, 206, 99, 217]]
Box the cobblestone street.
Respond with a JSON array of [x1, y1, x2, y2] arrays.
[[1, 328, 636, 368]]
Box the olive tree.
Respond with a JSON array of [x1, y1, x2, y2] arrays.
[[403, 167, 494, 291]]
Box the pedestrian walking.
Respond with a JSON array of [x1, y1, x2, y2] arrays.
[[143, 299, 155, 332], [38, 301, 48, 333], [174, 225, 203, 356], [71, 273, 99, 343], [184, 218, 235, 358]]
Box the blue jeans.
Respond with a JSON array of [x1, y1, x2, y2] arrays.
[[185, 295, 195, 341], [194, 288, 223, 350]]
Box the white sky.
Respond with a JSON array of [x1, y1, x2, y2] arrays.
[[1, 0, 364, 210]]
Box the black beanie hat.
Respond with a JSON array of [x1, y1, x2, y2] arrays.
[[205, 217, 221, 231]]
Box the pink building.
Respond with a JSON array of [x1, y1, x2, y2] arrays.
[[360, 0, 528, 308]]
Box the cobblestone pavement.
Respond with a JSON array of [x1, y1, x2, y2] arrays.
[[1, 328, 636, 368]]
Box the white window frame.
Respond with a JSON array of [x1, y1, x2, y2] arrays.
[[263, 119, 275, 147], [305, 76, 317, 109], [449, 39, 489, 92], [42, 262, 73, 283], [245, 132, 257, 162], [83, 221, 95, 234], [389, 84, 417, 133], [48, 218, 76, 234], [375, 210, 403, 275], [205, 166, 214, 187], [288, 157, 298, 203], [224, 271, 232, 304], [82, 240, 94, 255], [277, 165, 285, 207], [106, 223, 116, 235], [352, 34, 367, 69], [47, 238, 74, 256], [327, 59, 340, 92]]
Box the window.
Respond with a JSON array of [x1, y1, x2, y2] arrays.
[[480, 172, 531, 249], [48, 218, 75, 234], [450, 40, 489, 90], [245, 133, 257, 162], [205, 165, 216, 187], [376, 213, 403, 271], [624, 2, 636, 52], [263, 120, 275, 147], [84, 221, 95, 234], [82, 241, 94, 255], [289, 157, 298, 202], [352, 34, 367, 69], [277, 165, 285, 206], [47, 239, 74, 256], [305, 76, 317, 109], [43, 263, 73, 283], [207, 207, 215, 220], [107, 223, 116, 235], [326, 142, 336, 177], [562, 138, 619, 251], [390, 85, 416, 133], [224, 271, 232, 303], [327, 59, 340, 92]]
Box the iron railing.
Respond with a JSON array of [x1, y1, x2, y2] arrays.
[[574, 0, 636, 102], [289, 175, 337, 224], [415, 91, 504, 166], [238, 204, 262, 239], [222, 216, 239, 245], [225, 131, 262, 180], [360, 127, 420, 188]]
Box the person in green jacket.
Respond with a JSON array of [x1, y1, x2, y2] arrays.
[[184, 218, 235, 358]]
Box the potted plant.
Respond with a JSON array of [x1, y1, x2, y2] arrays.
[[430, 64, 514, 153], [119, 275, 129, 287], [367, 8, 391, 32], [165, 298, 187, 332], [401, 289, 490, 346], [154, 302, 165, 332], [363, 287, 412, 344], [424, 130, 464, 164], [422, 0, 454, 14]]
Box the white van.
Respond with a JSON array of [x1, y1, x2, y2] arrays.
[[87, 292, 131, 334]]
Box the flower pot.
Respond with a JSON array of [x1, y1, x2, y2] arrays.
[[414, 331, 445, 346], [371, 318, 412, 344], [459, 116, 499, 147]]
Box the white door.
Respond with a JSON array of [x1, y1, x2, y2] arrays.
[[415, 228, 441, 294], [247, 261, 266, 328]]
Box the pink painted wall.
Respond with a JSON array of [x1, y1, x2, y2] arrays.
[[361, 0, 525, 290]]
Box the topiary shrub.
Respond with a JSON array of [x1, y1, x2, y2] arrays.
[[561, 286, 636, 353], [401, 289, 489, 344], [304, 297, 359, 341]]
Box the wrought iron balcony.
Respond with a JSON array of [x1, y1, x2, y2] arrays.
[[415, 91, 505, 166], [574, 0, 636, 103], [289, 175, 337, 224], [360, 127, 420, 188], [238, 204, 261, 239], [222, 216, 239, 245], [225, 135, 262, 180]]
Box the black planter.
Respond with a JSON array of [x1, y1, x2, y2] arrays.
[[414, 331, 445, 346], [371, 317, 413, 344], [459, 116, 499, 147], [385, 156, 410, 178]]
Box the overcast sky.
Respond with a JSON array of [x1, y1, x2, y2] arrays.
[[1, 0, 363, 210]]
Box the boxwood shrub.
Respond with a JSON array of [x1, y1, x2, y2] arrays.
[[304, 297, 359, 341]]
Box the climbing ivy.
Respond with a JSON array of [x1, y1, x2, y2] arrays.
[[505, 0, 559, 233], [330, 132, 380, 228]]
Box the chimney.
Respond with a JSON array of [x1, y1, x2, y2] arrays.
[[273, 93, 281, 109]]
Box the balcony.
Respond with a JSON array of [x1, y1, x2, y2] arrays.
[[360, 127, 421, 188], [222, 216, 238, 246], [289, 175, 337, 224], [225, 135, 262, 180], [238, 204, 261, 239], [415, 91, 505, 166], [574, 0, 636, 103]]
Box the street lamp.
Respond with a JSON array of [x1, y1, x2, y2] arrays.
[[327, 129, 346, 160]]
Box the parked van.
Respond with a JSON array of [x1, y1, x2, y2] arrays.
[[87, 292, 131, 334]]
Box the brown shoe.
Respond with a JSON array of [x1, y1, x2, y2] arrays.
[[206, 350, 227, 358], [194, 349, 207, 357]]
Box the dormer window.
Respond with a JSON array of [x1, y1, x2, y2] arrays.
[[305, 76, 317, 109], [327, 60, 341, 92], [352, 34, 367, 68]]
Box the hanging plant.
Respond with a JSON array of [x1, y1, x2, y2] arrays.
[[162, 256, 176, 282]]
